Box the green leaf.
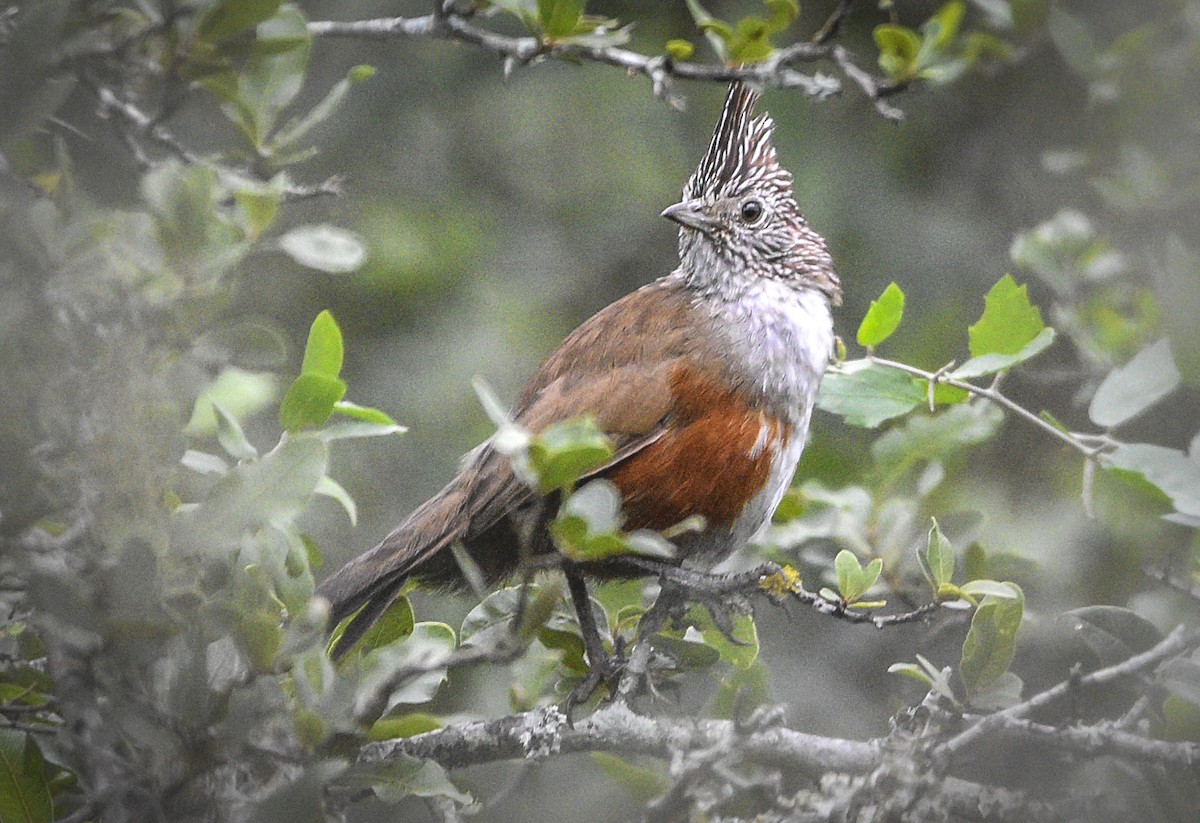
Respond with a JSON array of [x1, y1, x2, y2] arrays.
[[665, 39, 695, 60], [356, 754, 474, 807], [332, 401, 400, 426], [922, 519, 956, 590], [279, 373, 347, 432], [196, 0, 282, 43], [1062, 606, 1162, 667], [0, 730, 53, 823], [591, 753, 669, 802], [967, 274, 1048, 359], [951, 327, 1055, 379], [834, 550, 879, 603], [960, 583, 1024, 698], [369, 712, 443, 741], [874, 24, 922, 79], [684, 605, 759, 669], [1088, 339, 1181, 428], [231, 5, 311, 144], [538, 0, 585, 38], [358, 623, 458, 713], [652, 630, 721, 669], [684, 0, 734, 60], [1107, 443, 1200, 518], [300, 310, 344, 378], [968, 670, 1024, 711], [355, 597, 416, 656], [857, 282, 906, 348], [270, 63, 373, 153], [924, 1, 965, 51], [279, 225, 367, 273], [528, 417, 614, 493], [959, 579, 1021, 600], [317, 421, 407, 441], [817, 360, 926, 428]]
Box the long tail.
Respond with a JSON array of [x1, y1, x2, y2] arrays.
[[317, 478, 468, 658]]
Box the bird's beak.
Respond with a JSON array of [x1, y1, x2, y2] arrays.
[[661, 201, 720, 234]]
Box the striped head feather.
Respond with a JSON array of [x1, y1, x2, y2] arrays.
[[667, 82, 841, 305]]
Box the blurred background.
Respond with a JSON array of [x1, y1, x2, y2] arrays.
[[6, 0, 1200, 819]]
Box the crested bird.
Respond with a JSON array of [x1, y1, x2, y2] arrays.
[[318, 82, 841, 693]]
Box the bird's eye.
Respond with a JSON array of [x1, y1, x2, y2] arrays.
[[739, 199, 765, 223]]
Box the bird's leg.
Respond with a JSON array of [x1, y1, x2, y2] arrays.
[[562, 564, 622, 719]]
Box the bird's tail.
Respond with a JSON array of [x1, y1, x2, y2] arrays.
[[317, 478, 468, 658]]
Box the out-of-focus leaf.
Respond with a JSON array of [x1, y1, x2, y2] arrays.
[[317, 421, 407, 441], [967, 670, 1023, 710], [857, 282, 906, 348], [179, 433, 328, 544], [665, 38, 695, 59], [817, 360, 925, 427], [192, 321, 288, 369], [356, 623, 457, 714], [1161, 659, 1200, 708], [874, 24, 921, 79], [347, 754, 473, 807], [682, 605, 759, 669], [960, 584, 1024, 698], [270, 64, 374, 153], [1107, 443, 1200, 517], [196, 0, 281, 42], [1088, 339, 1181, 427], [538, 0, 585, 37], [921, 519, 956, 591], [314, 475, 356, 525], [591, 752, 669, 802], [353, 597, 416, 658], [213, 403, 258, 461], [1062, 606, 1162, 667], [279, 225, 367, 273], [0, 730, 53, 823], [186, 367, 279, 435], [528, 417, 614, 493], [369, 712, 443, 741]]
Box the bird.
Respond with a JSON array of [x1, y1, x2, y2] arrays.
[[318, 82, 841, 680]]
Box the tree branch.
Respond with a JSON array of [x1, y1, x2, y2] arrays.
[[308, 10, 901, 118], [939, 624, 1200, 760], [360, 701, 1055, 821]]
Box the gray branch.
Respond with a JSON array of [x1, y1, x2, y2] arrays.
[[307, 11, 903, 119], [939, 624, 1200, 759], [360, 701, 1056, 821]]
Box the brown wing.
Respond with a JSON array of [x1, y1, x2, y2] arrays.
[[462, 277, 705, 538]]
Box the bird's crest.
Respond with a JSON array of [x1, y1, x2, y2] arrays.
[[685, 82, 787, 201]]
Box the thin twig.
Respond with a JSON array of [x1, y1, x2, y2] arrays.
[[996, 716, 1199, 769], [85, 80, 342, 202], [939, 625, 1199, 759], [868, 354, 1098, 458]]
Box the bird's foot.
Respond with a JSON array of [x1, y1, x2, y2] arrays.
[[562, 646, 627, 724]]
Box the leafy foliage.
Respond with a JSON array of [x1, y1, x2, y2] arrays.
[[1, 1, 1198, 820]]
